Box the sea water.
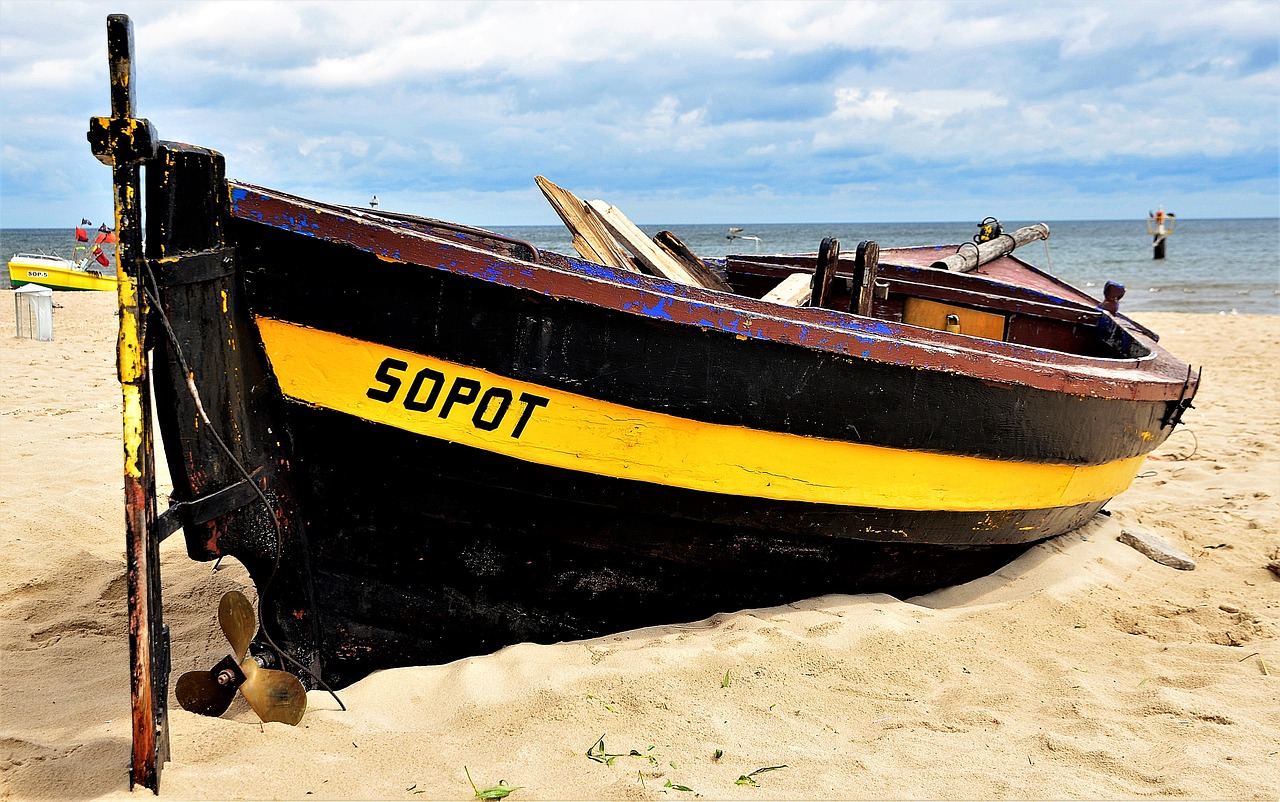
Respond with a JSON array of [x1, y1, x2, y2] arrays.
[[4, 218, 1276, 314]]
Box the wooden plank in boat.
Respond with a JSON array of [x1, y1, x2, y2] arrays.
[[587, 200, 725, 291], [654, 230, 733, 292], [903, 297, 1007, 340], [761, 273, 813, 306], [534, 176, 635, 271]]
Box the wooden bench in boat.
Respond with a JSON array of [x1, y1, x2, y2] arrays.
[[722, 254, 1130, 357]]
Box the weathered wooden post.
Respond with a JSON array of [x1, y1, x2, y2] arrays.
[[811, 237, 840, 309], [852, 240, 880, 317], [87, 14, 167, 794]]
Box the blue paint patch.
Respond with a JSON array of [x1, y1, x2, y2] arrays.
[[229, 187, 265, 222], [640, 297, 674, 321], [855, 319, 896, 337], [278, 212, 320, 237], [566, 259, 644, 287], [476, 260, 510, 284]]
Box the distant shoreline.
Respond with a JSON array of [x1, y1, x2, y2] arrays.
[[5, 218, 1277, 315]]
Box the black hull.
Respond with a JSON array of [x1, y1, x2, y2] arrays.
[[313, 523, 1034, 688], [292, 409, 1045, 687]]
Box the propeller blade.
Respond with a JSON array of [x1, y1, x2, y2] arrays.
[[218, 590, 257, 660], [175, 669, 237, 717], [238, 658, 307, 725]]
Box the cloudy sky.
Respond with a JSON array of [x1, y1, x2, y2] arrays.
[[1, 0, 1276, 227]]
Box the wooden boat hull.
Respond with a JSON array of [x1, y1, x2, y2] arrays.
[[130, 146, 1195, 687], [7, 254, 117, 291], [86, 16, 1200, 790]]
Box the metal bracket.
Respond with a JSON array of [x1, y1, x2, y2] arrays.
[[1162, 365, 1201, 429], [151, 248, 237, 287], [155, 468, 264, 542]]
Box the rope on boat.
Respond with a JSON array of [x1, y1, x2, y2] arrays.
[[1161, 428, 1199, 461], [140, 263, 346, 713]]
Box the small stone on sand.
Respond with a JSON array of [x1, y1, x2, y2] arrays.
[[1118, 527, 1196, 570]]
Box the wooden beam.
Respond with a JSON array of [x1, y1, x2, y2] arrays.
[[654, 231, 733, 292], [587, 200, 726, 291], [761, 273, 813, 306], [534, 176, 634, 271]]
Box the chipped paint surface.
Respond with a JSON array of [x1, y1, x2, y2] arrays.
[[228, 184, 1195, 404]]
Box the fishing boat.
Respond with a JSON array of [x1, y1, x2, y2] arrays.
[[91, 17, 1198, 791], [7, 225, 117, 291]]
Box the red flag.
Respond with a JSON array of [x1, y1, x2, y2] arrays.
[[101, 230, 116, 244], [75, 227, 89, 242], [94, 231, 107, 244], [92, 246, 110, 267]]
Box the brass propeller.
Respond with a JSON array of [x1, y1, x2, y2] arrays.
[[174, 590, 307, 725]]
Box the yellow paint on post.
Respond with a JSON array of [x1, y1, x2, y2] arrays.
[[116, 261, 147, 479], [121, 384, 146, 479], [116, 274, 144, 380], [255, 317, 1145, 512]]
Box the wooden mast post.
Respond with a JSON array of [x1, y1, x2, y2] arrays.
[[88, 14, 167, 793]]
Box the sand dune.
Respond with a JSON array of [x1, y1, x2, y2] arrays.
[[1, 293, 1276, 800]]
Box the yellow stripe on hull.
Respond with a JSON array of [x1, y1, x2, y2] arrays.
[[255, 317, 1145, 512]]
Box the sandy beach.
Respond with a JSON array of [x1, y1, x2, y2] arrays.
[[1, 292, 1276, 800]]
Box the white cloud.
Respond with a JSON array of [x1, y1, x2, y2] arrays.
[[0, 0, 1275, 226], [833, 89, 900, 122]]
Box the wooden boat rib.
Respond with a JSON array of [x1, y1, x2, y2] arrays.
[[92, 15, 1197, 792]]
